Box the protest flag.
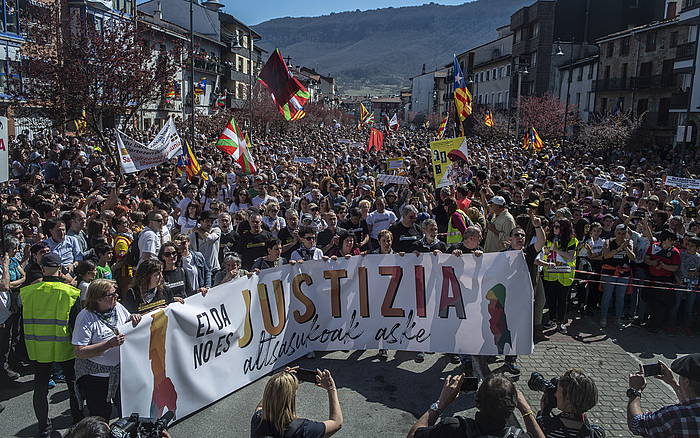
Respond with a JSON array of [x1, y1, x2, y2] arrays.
[[258, 49, 310, 122], [359, 103, 374, 127], [178, 141, 207, 181], [530, 127, 544, 151], [388, 113, 400, 132], [453, 55, 473, 124], [484, 111, 494, 127], [216, 116, 257, 174], [368, 128, 384, 152], [521, 130, 530, 150], [437, 115, 448, 139]]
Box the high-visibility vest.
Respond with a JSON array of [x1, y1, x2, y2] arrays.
[[447, 209, 469, 244], [542, 237, 578, 286], [20, 280, 80, 363]]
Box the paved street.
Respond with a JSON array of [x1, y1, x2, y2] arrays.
[[1, 313, 698, 437]]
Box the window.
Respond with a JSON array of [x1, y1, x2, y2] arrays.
[[621, 63, 628, 79], [575, 92, 581, 106], [585, 91, 591, 110], [0, 59, 20, 96], [577, 67, 583, 81], [646, 31, 656, 52], [506, 65, 511, 76], [486, 70, 490, 81], [531, 52, 537, 66], [237, 57, 243, 72], [493, 68, 497, 79], [621, 37, 631, 56], [671, 31, 679, 48], [637, 98, 648, 114], [480, 72, 484, 82], [588, 64, 594, 79], [658, 97, 671, 126], [533, 22, 539, 38], [497, 92, 502, 103], [604, 65, 611, 80], [607, 42, 614, 57], [499, 67, 504, 78]]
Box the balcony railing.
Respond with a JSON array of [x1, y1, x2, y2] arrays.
[[593, 77, 629, 92], [186, 58, 226, 75], [683, 0, 700, 11], [630, 75, 676, 89], [671, 91, 690, 109], [676, 42, 696, 60]]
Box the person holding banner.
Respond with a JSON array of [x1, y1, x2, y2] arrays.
[[72, 279, 142, 422], [251, 367, 343, 438], [252, 240, 288, 271], [443, 197, 470, 246], [121, 259, 185, 314]]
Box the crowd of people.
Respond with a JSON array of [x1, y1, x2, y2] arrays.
[[0, 118, 699, 437]]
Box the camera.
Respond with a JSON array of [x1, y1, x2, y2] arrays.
[[528, 372, 559, 414], [110, 411, 174, 438]]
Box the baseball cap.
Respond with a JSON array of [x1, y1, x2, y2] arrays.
[[301, 213, 313, 223], [40, 253, 62, 268], [488, 196, 506, 206]]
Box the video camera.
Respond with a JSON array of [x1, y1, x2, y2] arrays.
[[528, 372, 558, 415], [110, 411, 174, 438]]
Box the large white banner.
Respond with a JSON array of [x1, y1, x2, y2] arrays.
[[120, 252, 533, 421], [665, 175, 700, 190], [116, 118, 182, 174]]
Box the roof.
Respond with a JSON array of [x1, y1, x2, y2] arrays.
[[409, 67, 449, 81], [371, 97, 401, 104], [596, 17, 680, 43], [219, 12, 262, 40]]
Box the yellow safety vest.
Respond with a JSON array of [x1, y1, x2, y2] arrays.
[[542, 237, 578, 286], [20, 280, 80, 363], [447, 209, 469, 244]]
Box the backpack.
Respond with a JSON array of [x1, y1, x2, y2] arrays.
[[253, 418, 304, 438], [454, 417, 528, 438], [125, 232, 141, 267]]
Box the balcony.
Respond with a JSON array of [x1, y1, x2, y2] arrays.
[[682, 0, 700, 11], [676, 42, 696, 60], [671, 91, 690, 110], [593, 77, 629, 92], [629, 75, 676, 89], [187, 57, 225, 75]]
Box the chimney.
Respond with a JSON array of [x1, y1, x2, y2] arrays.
[[155, 1, 162, 20], [665, 0, 678, 19], [422, 63, 426, 74]]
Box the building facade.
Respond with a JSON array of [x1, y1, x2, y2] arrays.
[[409, 66, 449, 119], [595, 16, 683, 146], [671, 0, 700, 146], [554, 55, 598, 124]]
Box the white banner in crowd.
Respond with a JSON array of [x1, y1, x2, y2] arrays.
[[593, 177, 625, 193], [293, 157, 316, 164], [116, 118, 182, 174], [0, 116, 8, 183], [377, 174, 410, 185], [120, 252, 533, 421], [665, 175, 700, 190]]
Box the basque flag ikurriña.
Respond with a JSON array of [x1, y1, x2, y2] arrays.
[[258, 49, 310, 122]]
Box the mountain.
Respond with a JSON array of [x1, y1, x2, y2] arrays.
[[252, 0, 532, 95]]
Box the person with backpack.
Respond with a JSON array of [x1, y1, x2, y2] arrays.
[[407, 373, 538, 438], [534, 369, 605, 438], [251, 367, 343, 438]]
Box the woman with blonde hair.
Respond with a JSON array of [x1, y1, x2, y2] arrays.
[[251, 367, 342, 438], [72, 279, 142, 422]]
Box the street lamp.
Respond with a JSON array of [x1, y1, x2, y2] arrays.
[[514, 59, 529, 139], [555, 40, 574, 146]]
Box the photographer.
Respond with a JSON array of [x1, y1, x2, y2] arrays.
[[65, 416, 171, 438], [251, 367, 342, 438], [627, 354, 700, 437], [407, 373, 543, 438], [531, 369, 605, 438]]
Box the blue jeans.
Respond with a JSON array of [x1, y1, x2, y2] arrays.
[[600, 274, 627, 321]]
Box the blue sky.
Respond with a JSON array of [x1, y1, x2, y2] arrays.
[[224, 0, 471, 25]]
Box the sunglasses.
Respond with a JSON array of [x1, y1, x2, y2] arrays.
[[163, 251, 177, 257], [513, 233, 526, 238]]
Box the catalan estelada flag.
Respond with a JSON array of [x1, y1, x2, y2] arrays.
[[437, 115, 448, 139], [484, 110, 494, 127], [453, 55, 472, 127], [178, 141, 207, 180], [530, 127, 544, 151], [258, 49, 310, 122]]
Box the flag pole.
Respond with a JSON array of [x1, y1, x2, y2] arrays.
[[248, 29, 254, 146], [189, 0, 196, 150]]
